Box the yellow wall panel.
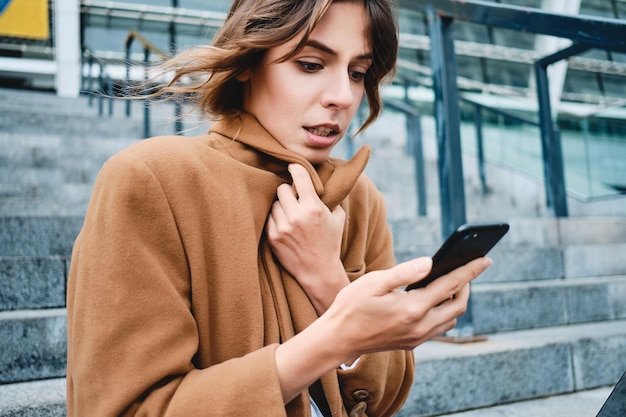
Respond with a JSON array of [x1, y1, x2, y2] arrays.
[[0, 0, 49, 40]]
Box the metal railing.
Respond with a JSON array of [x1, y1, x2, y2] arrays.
[[82, 47, 114, 117], [124, 30, 169, 139], [399, 0, 626, 238]]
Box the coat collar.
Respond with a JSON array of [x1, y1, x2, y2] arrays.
[[208, 113, 371, 209]]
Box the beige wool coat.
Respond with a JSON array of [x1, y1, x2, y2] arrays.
[[66, 113, 415, 417]]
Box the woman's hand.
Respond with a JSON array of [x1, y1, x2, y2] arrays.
[[266, 164, 349, 314], [274, 255, 492, 403], [323, 256, 491, 355]]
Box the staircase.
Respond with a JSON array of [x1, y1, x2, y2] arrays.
[[1, 87, 625, 416]]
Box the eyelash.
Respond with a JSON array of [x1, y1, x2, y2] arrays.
[[350, 70, 366, 82], [297, 61, 323, 72], [296, 61, 367, 82]]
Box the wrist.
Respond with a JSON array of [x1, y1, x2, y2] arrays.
[[275, 313, 351, 403], [303, 260, 349, 315]]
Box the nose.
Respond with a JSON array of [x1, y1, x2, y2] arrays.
[[321, 70, 355, 109]]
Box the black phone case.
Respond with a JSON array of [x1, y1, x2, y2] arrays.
[[405, 223, 509, 291]]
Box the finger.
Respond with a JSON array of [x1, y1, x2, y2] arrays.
[[435, 282, 470, 311], [288, 164, 318, 204], [266, 203, 279, 236], [426, 285, 471, 335], [366, 257, 433, 294], [269, 199, 287, 227], [276, 183, 298, 207], [427, 257, 491, 305], [422, 319, 458, 342]]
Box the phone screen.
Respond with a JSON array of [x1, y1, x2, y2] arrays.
[[405, 223, 509, 291]]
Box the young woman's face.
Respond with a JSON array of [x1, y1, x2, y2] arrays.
[[241, 2, 372, 164]]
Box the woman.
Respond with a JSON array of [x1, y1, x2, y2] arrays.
[[66, 1, 491, 416]]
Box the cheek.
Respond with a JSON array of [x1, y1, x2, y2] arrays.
[[355, 84, 366, 102], [262, 73, 302, 107], [350, 86, 366, 111]]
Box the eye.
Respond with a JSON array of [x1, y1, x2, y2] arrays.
[[350, 70, 366, 82], [297, 61, 323, 72]]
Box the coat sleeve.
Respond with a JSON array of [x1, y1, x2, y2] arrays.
[[66, 150, 287, 417], [337, 176, 416, 417]]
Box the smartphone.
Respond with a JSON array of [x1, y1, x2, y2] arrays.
[[405, 223, 509, 291]]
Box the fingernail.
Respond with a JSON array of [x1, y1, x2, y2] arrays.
[[414, 257, 433, 275], [482, 257, 493, 268]]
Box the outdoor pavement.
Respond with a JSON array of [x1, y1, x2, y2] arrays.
[[439, 386, 612, 417]]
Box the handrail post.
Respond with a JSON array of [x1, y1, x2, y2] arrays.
[[410, 112, 427, 217], [143, 47, 151, 139], [171, 0, 183, 134], [427, 7, 467, 238], [87, 53, 94, 107], [473, 104, 488, 195], [107, 74, 113, 117], [403, 79, 413, 155], [427, 7, 474, 338], [97, 63, 104, 117], [125, 41, 132, 118], [535, 42, 590, 217], [535, 60, 561, 213]]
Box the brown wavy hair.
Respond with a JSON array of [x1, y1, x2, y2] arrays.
[[151, 0, 398, 132]]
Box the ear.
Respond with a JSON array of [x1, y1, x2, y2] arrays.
[[236, 68, 251, 82]]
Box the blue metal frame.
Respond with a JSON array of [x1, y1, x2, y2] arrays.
[[472, 105, 487, 196], [399, 0, 626, 226], [398, 0, 626, 337], [402, 0, 626, 52], [170, 0, 183, 134], [426, 6, 466, 238], [534, 43, 592, 216]]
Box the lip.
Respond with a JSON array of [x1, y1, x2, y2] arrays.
[[304, 124, 342, 148]]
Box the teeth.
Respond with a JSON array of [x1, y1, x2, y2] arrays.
[[307, 127, 335, 137]]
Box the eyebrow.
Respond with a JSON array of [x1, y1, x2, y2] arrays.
[[304, 39, 373, 61]]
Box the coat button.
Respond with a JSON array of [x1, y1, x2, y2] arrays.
[[349, 401, 367, 417], [352, 389, 371, 401]]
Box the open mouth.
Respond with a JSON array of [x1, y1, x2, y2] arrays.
[[305, 126, 338, 137]]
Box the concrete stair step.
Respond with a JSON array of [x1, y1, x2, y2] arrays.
[[435, 386, 614, 417], [397, 319, 626, 417], [2, 250, 622, 330], [0, 183, 94, 200], [0, 88, 103, 117], [0, 198, 90, 216], [0, 87, 176, 120], [0, 309, 66, 384], [0, 88, 207, 140], [391, 217, 626, 282], [0, 107, 144, 138], [0, 378, 66, 417], [0, 141, 134, 169], [1, 215, 623, 288], [0, 216, 83, 256], [471, 275, 626, 334], [0, 183, 94, 216], [0, 131, 140, 151], [0, 380, 615, 417], [0, 317, 623, 416], [0, 256, 68, 311], [0, 168, 66, 185], [0, 166, 102, 186], [3, 248, 625, 335], [391, 217, 626, 250]]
